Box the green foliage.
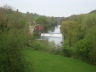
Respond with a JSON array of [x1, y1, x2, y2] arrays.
[[61, 13, 96, 64], [35, 16, 57, 32], [0, 32, 25, 72], [0, 7, 29, 72], [61, 21, 80, 46], [30, 40, 56, 53], [74, 26, 96, 63]]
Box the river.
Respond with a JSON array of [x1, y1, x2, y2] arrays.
[[40, 25, 63, 46]]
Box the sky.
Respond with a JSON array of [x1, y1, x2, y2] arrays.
[[0, 0, 96, 17]]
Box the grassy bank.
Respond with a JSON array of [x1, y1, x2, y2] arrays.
[[22, 49, 96, 72]]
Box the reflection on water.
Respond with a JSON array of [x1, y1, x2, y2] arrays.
[[40, 25, 63, 46]]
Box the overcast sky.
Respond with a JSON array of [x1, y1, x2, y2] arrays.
[[0, 0, 96, 17]]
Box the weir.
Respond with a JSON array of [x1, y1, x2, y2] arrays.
[[41, 33, 62, 38]]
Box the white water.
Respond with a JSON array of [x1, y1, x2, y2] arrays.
[[40, 25, 63, 46], [41, 33, 62, 37]]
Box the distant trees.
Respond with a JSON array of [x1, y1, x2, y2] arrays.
[[35, 16, 57, 32], [61, 12, 96, 64]]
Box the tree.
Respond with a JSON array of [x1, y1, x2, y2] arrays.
[[0, 6, 29, 72]]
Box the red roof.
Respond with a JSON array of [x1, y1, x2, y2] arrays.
[[35, 25, 44, 31]]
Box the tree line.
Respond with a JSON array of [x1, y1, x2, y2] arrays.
[[61, 11, 96, 64]]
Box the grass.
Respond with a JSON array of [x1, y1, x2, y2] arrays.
[[22, 49, 96, 72]]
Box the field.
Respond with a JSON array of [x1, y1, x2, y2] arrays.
[[23, 49, 96, 72]]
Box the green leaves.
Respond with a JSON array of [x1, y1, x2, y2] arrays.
[[61, 13, 96, 64], [0, 7, 29, 72]]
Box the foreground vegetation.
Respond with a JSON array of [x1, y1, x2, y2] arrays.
[[23, 49, 96, 72]]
